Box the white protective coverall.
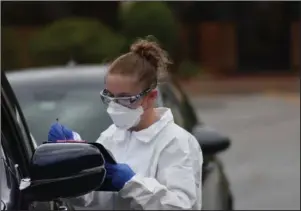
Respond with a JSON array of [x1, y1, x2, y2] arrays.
[[71, 108, 203, 210]]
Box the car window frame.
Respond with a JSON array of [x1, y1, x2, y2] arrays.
[[2, 92, 30, 177], [2, 73, 35, 151], [1, 73, 35, 176]]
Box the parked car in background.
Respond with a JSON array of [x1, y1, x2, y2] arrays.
[[6, 65, 234, 210]]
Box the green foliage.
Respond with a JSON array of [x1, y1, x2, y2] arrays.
[[176, 60, 201, 78], [29, 18, 126, 66], [1, 27, 22, 71], [119, 2, 179, 57]]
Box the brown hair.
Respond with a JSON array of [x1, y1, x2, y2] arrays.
[[108, 38, 172, 89]]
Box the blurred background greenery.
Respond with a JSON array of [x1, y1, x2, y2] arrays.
[[1, 1, 300, 78]]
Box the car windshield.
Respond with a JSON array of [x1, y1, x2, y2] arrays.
[[12, 84, 112, 145]]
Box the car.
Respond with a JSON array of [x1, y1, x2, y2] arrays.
[[2, 71, 110, 211], [1, 71, 77, 211], [5, 65, 234, 210]]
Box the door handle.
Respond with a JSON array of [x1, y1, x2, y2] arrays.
[[53, 199, 70, 211], [58, 206, 68, 211]]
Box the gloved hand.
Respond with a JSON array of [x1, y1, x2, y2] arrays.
[[105, 163, 136, 191], [48, 122, 82, 142]]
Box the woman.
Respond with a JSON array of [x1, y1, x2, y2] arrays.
[[50, 39, 203, 210]]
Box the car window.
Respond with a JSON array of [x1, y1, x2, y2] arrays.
[[170, 103, 185, 127], [14, 87, 113, 145], [160, 88, 185, 127], [167, 82, 199, 131], [14, 107, 38, 149], [168, 82, 185, 104]]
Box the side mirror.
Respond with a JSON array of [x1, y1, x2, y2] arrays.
[[192, 126, 231, 155], [21, 143, 106, 201]]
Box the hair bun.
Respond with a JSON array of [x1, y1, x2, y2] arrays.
[[130, 38, 171, 70], [130, 37, 172, 83], [130, 39, 159, 68]]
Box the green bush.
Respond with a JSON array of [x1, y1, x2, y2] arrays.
[[1, 27, 22, 71], [176, 60, 201, 78], [119, 2, 179, 58], [29, 17, 126, 66]]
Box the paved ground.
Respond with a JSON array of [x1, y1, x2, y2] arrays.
[[190, 92, 300, 210]]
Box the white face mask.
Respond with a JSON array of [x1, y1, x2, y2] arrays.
[[106, 102, 144, 130]]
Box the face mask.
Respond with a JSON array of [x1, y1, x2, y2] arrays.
[[106, 102, 144, 130]]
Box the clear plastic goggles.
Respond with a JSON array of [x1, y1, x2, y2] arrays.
[[100, 86, 155, 108]]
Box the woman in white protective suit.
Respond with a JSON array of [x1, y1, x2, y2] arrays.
[[71, 38, 203, 210]]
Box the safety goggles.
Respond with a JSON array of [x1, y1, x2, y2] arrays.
[[100, 86, 155, 108]]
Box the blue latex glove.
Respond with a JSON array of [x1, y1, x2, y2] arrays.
[[48, 122, 74, 142], [105, 163, 136, 191]]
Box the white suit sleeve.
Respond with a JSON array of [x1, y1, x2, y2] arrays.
[[72, 131, 82, 141], [119, 137, 200, 210]]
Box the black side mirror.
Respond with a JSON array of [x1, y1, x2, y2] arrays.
[[192, 126, 231, 155], [21, 143, 106, 201]]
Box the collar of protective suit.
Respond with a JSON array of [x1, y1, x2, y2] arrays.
[[113, 107, 174, 143]]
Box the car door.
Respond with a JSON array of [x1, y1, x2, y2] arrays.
[[1, 72, 74, 211]]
